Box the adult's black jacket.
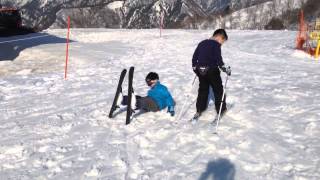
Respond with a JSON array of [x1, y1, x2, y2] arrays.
[[192, 39, 225, 68]]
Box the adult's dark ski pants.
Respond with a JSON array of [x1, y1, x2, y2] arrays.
[[196, 67, 226, 114]]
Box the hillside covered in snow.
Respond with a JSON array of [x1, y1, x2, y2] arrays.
[[0, 29, 319, 179]]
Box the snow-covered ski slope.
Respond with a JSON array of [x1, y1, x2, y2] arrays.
[[0, 29, 319, 179]]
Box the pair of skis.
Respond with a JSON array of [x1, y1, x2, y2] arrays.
[[108, 67, 135, 125]]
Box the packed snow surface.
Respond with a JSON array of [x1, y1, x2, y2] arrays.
[[0, 29, 319, 179]]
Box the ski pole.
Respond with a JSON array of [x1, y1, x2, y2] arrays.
[[176, 75, 197, 121], [215, 75, 229, 133]]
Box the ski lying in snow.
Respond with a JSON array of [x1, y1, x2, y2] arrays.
[[109, 69, 127, 118], [126, 66, 135, 125]]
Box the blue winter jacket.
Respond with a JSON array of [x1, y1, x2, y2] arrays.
[[147, 81, 175, 110]]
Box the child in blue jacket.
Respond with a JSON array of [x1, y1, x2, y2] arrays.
[[121, 72, 175, 116]]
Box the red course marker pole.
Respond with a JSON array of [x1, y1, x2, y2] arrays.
[[64, 16, 71, 80]]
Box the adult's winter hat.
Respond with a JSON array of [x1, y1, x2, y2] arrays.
[[145, 72, 159, 82]]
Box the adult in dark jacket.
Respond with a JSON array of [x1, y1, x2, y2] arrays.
[[192, 29, 231, 120]]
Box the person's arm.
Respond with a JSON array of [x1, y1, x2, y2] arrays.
[[192, 45, 199, 67], [216, 46, 225, 67], [215, 45, 231, 76], [165, 91, 175, 107], [164, 87, 175, 116]]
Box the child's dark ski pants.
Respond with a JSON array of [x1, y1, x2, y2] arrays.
[[196, 67, 226, 114]]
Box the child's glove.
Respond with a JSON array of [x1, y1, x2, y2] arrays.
[[167, 106, 175, 117]]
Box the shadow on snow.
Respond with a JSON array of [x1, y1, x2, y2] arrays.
[[199, 158, 236, 180], [0, 32, 72, 61]]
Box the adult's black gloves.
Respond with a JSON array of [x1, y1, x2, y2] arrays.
[[220, 65, 231, 76]]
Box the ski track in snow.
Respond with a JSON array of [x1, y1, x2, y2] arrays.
[[0, 29, 320, 179]]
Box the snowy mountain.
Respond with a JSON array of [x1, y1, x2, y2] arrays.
[[0, 0, 318, 30]]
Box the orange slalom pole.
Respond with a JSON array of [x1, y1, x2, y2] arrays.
[[64, 16, 71, 79], [315, 39, 320, 60]]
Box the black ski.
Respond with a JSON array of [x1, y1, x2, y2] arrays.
[[109, 69, 127, 118], [126, 67, 134, 125]]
